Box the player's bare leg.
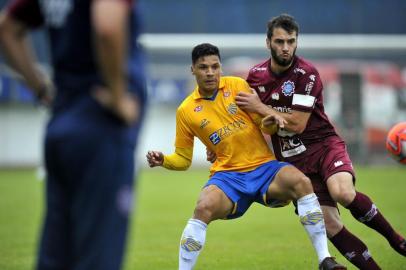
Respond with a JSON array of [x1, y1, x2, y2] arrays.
[[268, 165, 346, 269], [322, 205, 381, 269], [327, 172, 406, 257], [179, 185, 233, 270]]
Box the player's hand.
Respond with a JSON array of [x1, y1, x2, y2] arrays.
[[262, 114, 287, 129], [206, 148, 217, 163], [235, 88, 263, 113], [92, 86, 140, 125], [34, 80, 55, 106], [33, 68, 55, 106], [146, 151, 164, 167]]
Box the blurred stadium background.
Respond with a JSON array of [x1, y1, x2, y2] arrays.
[[1, 1, 406, 269], [1, 0, 406, 167]]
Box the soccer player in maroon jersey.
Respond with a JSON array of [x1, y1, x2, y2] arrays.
[[235, 14, 406, 270]]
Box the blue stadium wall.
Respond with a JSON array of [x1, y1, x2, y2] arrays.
[[0, 0, 405, 34], [139, 0, 406, 34]]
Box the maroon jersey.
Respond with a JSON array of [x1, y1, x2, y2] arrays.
[[247, 56, 342, 173]]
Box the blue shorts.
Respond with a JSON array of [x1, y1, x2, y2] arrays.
[[205, 160, 290, 219]]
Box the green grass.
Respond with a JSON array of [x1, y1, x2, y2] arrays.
[[0, 167, 405, 269]]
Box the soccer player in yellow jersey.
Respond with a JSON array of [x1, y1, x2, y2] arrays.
[[146, 43, 346, 270]]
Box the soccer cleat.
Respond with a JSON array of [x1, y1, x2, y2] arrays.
[[390, 236, 406, 256], [319, 257, 347, 270]]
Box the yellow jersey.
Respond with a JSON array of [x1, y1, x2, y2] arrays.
[[175, 76, 275, 174]]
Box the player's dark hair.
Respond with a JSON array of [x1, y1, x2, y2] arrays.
[[192, 43, 221, 64], [267, 14, 299, 39]]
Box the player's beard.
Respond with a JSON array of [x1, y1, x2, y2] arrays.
[[271, 46, 296, 67]]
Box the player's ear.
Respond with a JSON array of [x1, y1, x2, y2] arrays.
[[191, 65, 195, 75], [266, 38, 271, 49]]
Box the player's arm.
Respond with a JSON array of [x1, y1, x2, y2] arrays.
[[146, 147, 193, 170], [0, 7, 51, 103], [235, 81, 286, 134], [91, 0, 139, 125], [147, 106, 195, 170], [236, 88, 310, 134]]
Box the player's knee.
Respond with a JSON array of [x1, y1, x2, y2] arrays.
[[332, 189, 356, 206], [194, 201, 217, 223], [292, 175, 313, 199]]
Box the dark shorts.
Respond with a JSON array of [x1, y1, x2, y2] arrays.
[[37, 95, 142, 270], [297, 137, 356, 207]]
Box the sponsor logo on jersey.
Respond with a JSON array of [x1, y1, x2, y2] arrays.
[[273, 106, 292, 113], [281, 81, 295, 96], [200, 119, 210, 129], [227, 103, 238, 115], [278, 136, 307, 157], [271, 93, 280, 100], [305, 81, 314, 95], [223, 91, 231, 97], [194, 105, 203, 112], [209, 118, 247, 145], [309, 74, 316, 81], [258, 86, 266, 93], [294, 68, 306, 75], [334, 160, 344, 167]]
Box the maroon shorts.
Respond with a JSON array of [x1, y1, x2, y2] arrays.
[[289, 136, 356, 207]]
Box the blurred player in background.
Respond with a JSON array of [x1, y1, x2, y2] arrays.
[[0, 0, 146, 269], [236, 13, 406, 269], [147, 43, 346, 270]]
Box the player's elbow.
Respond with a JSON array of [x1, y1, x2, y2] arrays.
[[179, 163, 191, 171], [179, 159, 192, 170]]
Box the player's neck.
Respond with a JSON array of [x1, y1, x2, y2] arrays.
[[199, 88, 217, 98], [270, 61, 292, 75]]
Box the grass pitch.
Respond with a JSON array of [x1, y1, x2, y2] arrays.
[[0, 166, 405, 269]]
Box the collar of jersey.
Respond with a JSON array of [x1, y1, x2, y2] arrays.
[[192, 77, 225, 100]]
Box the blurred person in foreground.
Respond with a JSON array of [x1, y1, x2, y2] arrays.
[[0, 0, 147, 269], [235, 13, 406, 269], [147, 43, 346, 270]]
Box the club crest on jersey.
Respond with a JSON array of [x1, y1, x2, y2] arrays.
[[200, 119, 210, 129], [282, 81, 295, 96], [194, 105, 203, 112], [227, 103, 238, 115], [271, 93, 280, 100], [223, 91, 231, 97]]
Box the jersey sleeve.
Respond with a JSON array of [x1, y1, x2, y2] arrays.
[[6, 0, 43, 28], [163, 147, 193, 171], [291, 66, 323, 112], [174, 106, 194, 149]]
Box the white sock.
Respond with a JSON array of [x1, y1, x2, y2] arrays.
[[179, 218, 207, 270], [297, 193, 330, 263]]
